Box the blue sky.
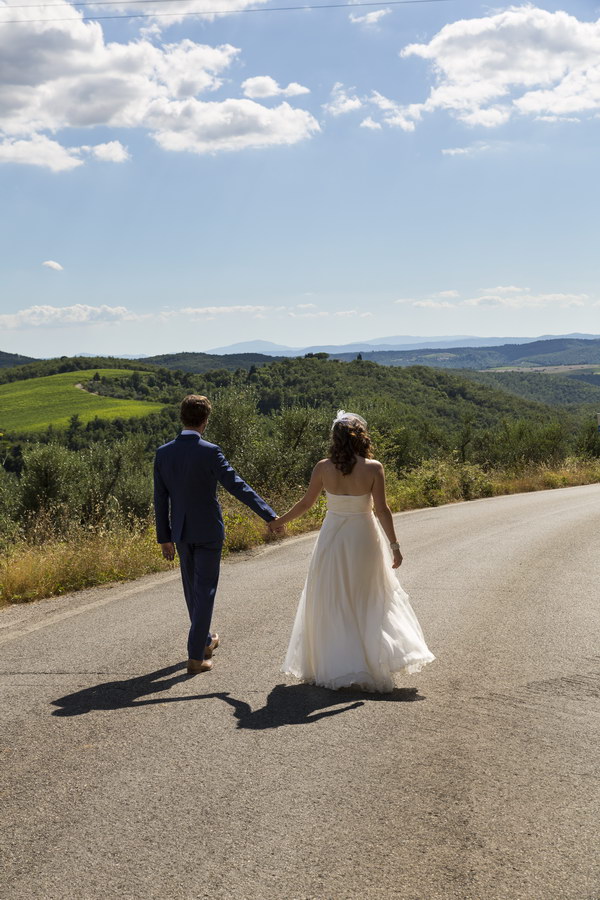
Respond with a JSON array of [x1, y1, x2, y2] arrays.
[[1, 0, 599, 356]]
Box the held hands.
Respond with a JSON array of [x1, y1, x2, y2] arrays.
[[160, 542, 176, 561], [268, 517, 286, 536]]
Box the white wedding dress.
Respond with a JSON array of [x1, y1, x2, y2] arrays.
[[283, 491, 435, 692]]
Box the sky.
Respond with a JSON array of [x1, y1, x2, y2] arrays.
[[0, 0, 599, 356]]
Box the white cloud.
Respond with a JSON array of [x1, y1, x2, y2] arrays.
[[42, 260, 64, 271], [80, 141, 130, 162], [288, 308, 373, 319], [360, 116, 382, 130], [442, 142, 491, 157], [179, 305, 285, 318], [0, 301, 377, 330], [413, 300, 455, 309], [0, 135, 83, 172], [481, 285, 527, 295], [150, 99, 318, 154], [402, 286, 590, 311], [536, 115, 581, 123], [462, 291, 588, 310], [241, 76, 310, 99], [368, 91, 417, 131], [400, 7, 600, 128], [349, 8, 391, 26], [0, 135, 131, 171], [323, 83, 363, 116], [89, 0, 271, 27], [0, 304, 141, 329], [0, 10, 318, 168]]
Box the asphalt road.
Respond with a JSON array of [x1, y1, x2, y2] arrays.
[[1, 484, 600, 900]]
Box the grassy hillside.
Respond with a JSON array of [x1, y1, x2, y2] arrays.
[[0, 369, 165, 434], [332, 338, 600, 370], [0, 350, 38, 368]]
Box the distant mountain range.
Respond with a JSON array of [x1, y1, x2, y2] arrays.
[[207, 334, 600, 356], [4, 334, 600, 376]]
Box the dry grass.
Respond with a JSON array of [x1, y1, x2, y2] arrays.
[[2, 458, 599, 607], [0, 527, 173, 606]]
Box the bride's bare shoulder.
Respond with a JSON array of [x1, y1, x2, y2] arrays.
[[364, 457, 383, 470]]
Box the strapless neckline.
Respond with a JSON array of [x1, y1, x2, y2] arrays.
[[325, 490, 371, 497]]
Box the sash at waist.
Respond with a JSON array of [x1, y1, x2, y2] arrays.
[[325, 509, 373, 518]]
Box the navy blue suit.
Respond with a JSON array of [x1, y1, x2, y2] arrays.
[[154, 433, 276, 659]]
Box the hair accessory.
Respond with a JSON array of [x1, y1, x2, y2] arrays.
[[332, 409, 368, 429]]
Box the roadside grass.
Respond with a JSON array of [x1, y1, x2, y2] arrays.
[[0, 370, 164, 433], [0, 527, 174, 605], [1, 457, 599, 607]]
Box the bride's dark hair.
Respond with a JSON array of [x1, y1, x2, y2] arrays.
[[329, 418, 373, 476]]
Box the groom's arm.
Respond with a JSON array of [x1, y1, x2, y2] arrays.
[[213, 447, 276, 522], [153, 455, 172, 543]]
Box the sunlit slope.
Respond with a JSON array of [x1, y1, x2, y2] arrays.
[[0, 370, 164, 433]]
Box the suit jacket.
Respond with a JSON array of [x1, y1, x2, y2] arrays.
[[154, 433, 277, 545]]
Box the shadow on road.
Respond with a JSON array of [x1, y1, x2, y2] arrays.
[[51, 663, 207, 716], [51, 664, 425, 723], [219, 682, 425, 730]]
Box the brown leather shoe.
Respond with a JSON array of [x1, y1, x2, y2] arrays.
[[187, 658, 213, 674], [204, 633, 220, 660]]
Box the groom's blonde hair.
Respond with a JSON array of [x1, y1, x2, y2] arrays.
[[180, 394, 212, 428]]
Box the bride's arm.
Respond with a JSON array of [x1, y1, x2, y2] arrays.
[[372, 462, 403, 568], [272, 461, 325, 528]]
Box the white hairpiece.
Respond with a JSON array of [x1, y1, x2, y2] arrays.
[[333, 409, 367, 429]]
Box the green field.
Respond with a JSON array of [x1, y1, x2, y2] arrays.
[[0, 370, 165, 434]]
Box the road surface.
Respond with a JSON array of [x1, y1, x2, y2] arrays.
[[1, 484, 600, 900]]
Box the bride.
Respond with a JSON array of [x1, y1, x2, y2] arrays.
[[270, 410, 435, 693]]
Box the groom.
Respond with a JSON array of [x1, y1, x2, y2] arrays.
[[154, 394, 278, 674]]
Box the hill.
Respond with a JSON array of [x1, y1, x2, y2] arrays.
[[461, 369, 600, 410], [0, 369, 165, 434], [331, 338, 600, 369], [141, 351, 284, 372], [0, 350, 38, 368], [240, 357, 565, 426]]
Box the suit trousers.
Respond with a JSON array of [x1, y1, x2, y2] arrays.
[[176, 540, 222, 660]]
